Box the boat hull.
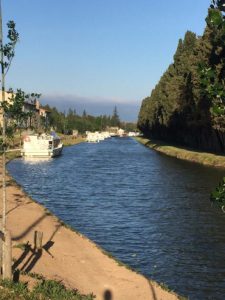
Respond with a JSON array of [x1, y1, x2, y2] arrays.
[[21, 144, 63, 158]]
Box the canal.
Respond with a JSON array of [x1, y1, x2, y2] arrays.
[[7, 137, 225, 299]]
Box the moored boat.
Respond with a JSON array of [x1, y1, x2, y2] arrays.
[[86, 131, 111, 143], [21, 132, 63, 158]]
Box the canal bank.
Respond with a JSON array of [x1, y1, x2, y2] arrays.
[[136, 136, 225, 169], [2, 145, 180, 300], [60, 135, 85, 147]]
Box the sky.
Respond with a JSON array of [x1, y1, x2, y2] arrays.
[[3, 0, 211, 121]]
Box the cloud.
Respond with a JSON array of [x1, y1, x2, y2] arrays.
[[41, 94, 141, 122]]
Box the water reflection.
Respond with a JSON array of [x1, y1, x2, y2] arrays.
[[22, 157, 52, 163]]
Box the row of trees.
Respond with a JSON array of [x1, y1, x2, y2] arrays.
[[46, 105, 136, 134], [138, 0, 225, 209], [2, 90, 41, 142], [138, 3, 225, 153], [2, 94, 138, 141]]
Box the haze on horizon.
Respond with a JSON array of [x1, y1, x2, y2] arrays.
[[4, 0, 210, 121]]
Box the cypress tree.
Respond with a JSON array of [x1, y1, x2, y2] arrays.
[[138, 8, 225, 153]]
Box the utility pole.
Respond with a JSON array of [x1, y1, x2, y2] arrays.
[[0, 0, 12, 280]]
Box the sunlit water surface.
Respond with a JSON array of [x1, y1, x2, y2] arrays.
[[7, 138, 225, 299]]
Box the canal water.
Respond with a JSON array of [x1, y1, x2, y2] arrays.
[[7, 137, 225, 299]]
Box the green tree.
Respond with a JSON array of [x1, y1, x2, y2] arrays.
[[110, 106, 120, 127], [0, 3, 20, 280], [201, 0, 225, 209]]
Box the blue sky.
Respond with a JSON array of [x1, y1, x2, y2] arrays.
[[4, 0, 210, 121]]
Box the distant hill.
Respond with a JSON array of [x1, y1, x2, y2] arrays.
[[41, 95, 140, 122]]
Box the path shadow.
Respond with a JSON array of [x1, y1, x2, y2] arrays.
[[148, 281, 158, 300], [12, 213, 47, 241], [0, 204, 20, 218], [12, 242, 31, 271], [0, 193, 26, 218], [22, 249, 43, 273], [47, 223, 61, 242], [6, 204, 21, 216]]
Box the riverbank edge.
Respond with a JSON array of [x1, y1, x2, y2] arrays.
[[4, 143, 182, 300], [135, 136, 225, 169], [60, 135, 86, 147]]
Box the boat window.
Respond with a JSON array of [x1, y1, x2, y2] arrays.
[[49, 141, 53, 149]]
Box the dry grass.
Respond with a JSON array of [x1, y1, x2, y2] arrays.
[[59, 135, 85, 147], [136, 137, 225, 169]]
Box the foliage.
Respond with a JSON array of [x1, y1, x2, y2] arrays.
[[47, 105, 135, 134], [138, 0, 225, 211], [1, 20, 19, 76], [200, 1, 225, 118], [210, 177, 225, 209], [33, 279, 95, 300], [137, 2, 225, 153], [0, 89, 41, 148], [207, 0, 225, 27], [0, 20, 19, 147], [138, 31, 202, 141], [198, 64, 225, 116], [202, 1, 225, 211], [0, 278, 95, 300], [0, 20, 41, 145], [4, 90, 39, 126], [110, 106, 120, 127]]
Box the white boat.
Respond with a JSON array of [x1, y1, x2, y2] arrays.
[[86, 132, 100, 143], [128, 131, 139, 137], [21, 132, 63, 158], [86, 131, 111, 143]]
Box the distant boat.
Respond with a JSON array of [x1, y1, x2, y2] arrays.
[[21, 132, 63, 158], [86, 131, 111, 143], [86, 132, 100, 143]]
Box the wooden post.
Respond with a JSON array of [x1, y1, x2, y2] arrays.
[[34, 231, 43, 251], [3, 230, 12, 279]]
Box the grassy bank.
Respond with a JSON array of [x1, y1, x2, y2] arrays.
[[60, 135, 85, 147], [135, 136, 225, 169], [6, 150, 21, 162], [0, 275, 94, 300]]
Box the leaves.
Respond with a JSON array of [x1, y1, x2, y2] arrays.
[[0, 89, 41, 139], [0, 20, 19, 76], [6, 20, 19, 42], [211, 104, 225, 115], [207, 9, 223, 26], [211, 177, 225, 207], [217, 0, 225, 12]]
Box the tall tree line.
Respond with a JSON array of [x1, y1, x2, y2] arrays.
[[138, 6, 225, 153], [46, 105, 136, 134]]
